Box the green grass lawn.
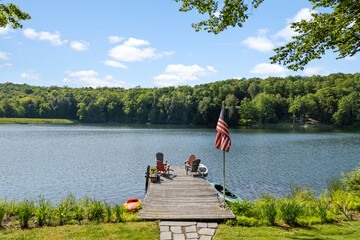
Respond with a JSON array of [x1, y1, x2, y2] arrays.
[[0, 118, 78, 124], [214, 221, 360, 240], [2, 220, 360, 239], [0, 222, 159, 240]]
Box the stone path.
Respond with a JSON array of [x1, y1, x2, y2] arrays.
[[159, 221, 218, 240]]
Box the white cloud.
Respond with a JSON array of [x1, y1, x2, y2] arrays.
[[0, 51, 10, 60], [70, 41, 90, 51], [104, 60, 128, 69], [0, 63, 12, 69], [250, 63, 288, 77], [0, 25, 13, 35], [63, 70, 133, 88], [21, 73, 40, 80], [243, 29, 274, 52], [65, 70, 98, 78], [123, 37, 150, 47], [153, 64, 217, 87], [23, 28, 67, 46], [163, 50, 175, 56], [108, 37, 172, 63], [345, 56, 356, 61], [303, 67, 323, 76], [206, 66, 218, 73], [108, 36, 125, 43], [242, 36, 274, 52], [274, 8, 315, 41], [303, 66, 331, 76]]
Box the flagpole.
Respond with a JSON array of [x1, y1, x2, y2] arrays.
[[223, 149, 226, 207]]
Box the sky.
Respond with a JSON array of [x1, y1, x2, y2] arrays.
[[1, 0, 359, 89]]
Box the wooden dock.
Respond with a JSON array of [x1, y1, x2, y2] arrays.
[[138, 166, 235, 220]]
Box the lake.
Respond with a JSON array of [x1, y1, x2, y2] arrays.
[[0, 124, 359, 204]]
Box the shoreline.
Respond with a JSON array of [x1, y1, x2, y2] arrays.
[[1, 117, 359, 132], [0, 118, 78, 125]]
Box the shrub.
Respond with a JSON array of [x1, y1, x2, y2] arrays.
[[113, 204, 124, 222], [262, 201, 277, 225], [5, 198, 18, 216], [227, 216, 261, 227], [342, 165, 360, 192], [105, 203, 112, 223], [230, 200, 258, 217], [55, 197, 73, 225], [34, 196, 52, 227], [317, 201, 328, 224], [0, 202, 5, 226], [290, 185, 316, 202], [327, 177, 345, 197], [18, 200, 34, 228], [279, 199, 303, 226], [87, 200, 105, 223], [74, 204, 85, 224], [332, 190, 360, 211]]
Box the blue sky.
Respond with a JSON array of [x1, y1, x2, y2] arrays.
[[1, 0, 359, 88]]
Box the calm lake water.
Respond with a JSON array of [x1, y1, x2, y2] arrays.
[[0, 124, 359, 204]]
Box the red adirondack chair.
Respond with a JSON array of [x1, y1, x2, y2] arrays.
[[156, 160, 170, 176], [185, 154, 196, 172]]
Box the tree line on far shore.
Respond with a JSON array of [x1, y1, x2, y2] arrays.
[[1, 72, 360, 126]]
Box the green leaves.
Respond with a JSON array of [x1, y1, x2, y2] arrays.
[[0, 2, 31, 29], [173, 0, 264, 34], [270, 0, 360, 70]]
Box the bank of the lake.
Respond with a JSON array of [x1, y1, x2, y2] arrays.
[[0, 118, 78, 125]]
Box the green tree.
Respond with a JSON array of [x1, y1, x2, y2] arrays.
[[238, 97, 257, 125], [253, 93, 277, 124], [224, 93, 239, 125], [289, 94, 318, 124], [173, 0, 264, 34], [333, 92, 360, 126], [271, 0, 360, 70], [175, 0, 359, 69], [0, 1, 31, 28]]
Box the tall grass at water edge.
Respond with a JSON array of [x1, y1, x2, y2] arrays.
[[0, 194, 136, 230], [228, 181, 360, 227]]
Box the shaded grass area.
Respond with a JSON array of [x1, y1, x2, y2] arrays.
[[214, 220, 360, 240], [0, 222, 158, 240], [0, 118, 78, 124]]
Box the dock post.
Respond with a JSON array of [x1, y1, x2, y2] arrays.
[[145, 165, 150, 192]]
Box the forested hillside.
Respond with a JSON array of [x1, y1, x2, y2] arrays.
[[1, 73, 360, 126]]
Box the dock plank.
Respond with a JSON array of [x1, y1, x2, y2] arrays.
[[138, 166, 235, 220]]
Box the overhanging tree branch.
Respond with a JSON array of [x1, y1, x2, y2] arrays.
[[0, 1, 31, 29]]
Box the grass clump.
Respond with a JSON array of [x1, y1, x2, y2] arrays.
[[87, 199, 105, 223], [279, 199, 303, 226], [327, 176, 346, 196], [34, 195, 52, 227], [18, 200, 34, 228], [262, 200, 277, 225], [0, 202, 5, 227]]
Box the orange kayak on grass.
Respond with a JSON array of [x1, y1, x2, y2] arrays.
[[124, 198, 142, 212]]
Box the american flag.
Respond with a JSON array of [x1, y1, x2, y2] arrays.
[[214, 106, 231, 152]]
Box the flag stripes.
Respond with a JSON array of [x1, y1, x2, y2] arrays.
[[214, 107, 231, 152]]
